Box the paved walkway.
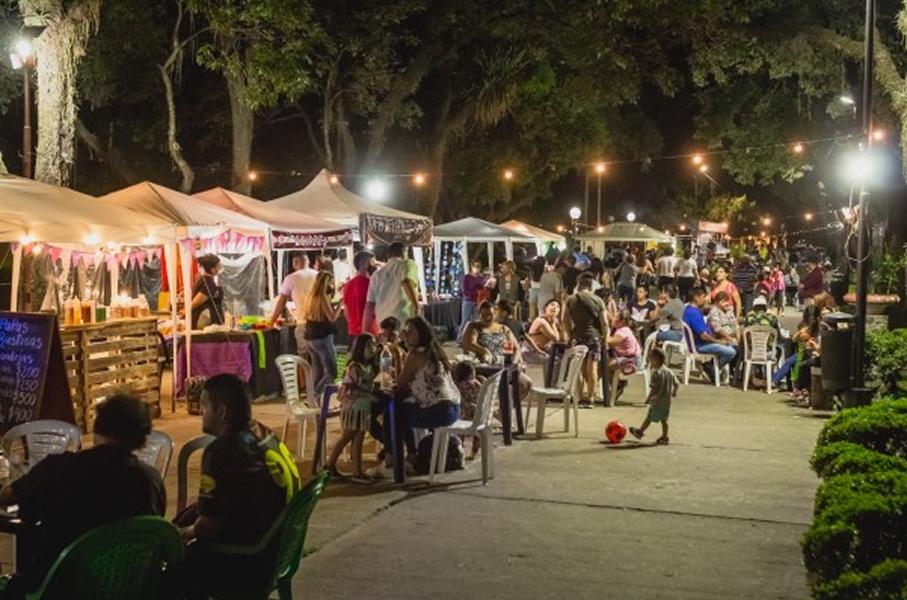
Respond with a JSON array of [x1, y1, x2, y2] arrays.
[[292, 368, 829, 599]]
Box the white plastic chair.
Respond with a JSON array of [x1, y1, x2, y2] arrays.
[[275, 354, 337, 463], [680, 322, 727, 387], [742, 326, 778, 393], [1, 420, 81, 478], [134, 430, 174, 477], [611, 333, 655, 401], [176, 434, 215, 513], [429, 371, 502, 484], [525, 345, 588, 439]]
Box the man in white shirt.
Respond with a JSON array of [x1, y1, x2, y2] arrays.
[[333, 249, 352, 285], [655, 247, 678, 290], [269, 253, 318, 354], [362, 242, 420, 333]]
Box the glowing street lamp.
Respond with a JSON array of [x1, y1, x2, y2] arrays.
[[503, 168, 515, 181], [871, 129, 885, 141], [594, 162, 606, 174], [569, 206, 582, 221], [9, 37, 35, 179], [804, 212, 814, 221], [329, 174, 340, 184], [366, 178, 388, 200], [761, 217, 772, 226], [413, 173, 427, 186], [626, 211, 636, 222], [247, 170, 258, 181], [691, 154, 703, 165], [839, 94, 856, 106], [793, 142, 804, 154]]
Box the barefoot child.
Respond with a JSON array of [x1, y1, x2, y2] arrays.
[[629, 347, 678, 445], [327, 334, 379, 479]]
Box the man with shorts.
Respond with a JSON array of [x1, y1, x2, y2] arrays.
[[564, 272, 609, 407]]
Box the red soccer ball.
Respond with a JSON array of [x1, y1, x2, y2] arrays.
[[605, 420, 627, 444]]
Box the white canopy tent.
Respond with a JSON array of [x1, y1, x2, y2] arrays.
[[271, 169, 433, 300], [498, 219, 566, 254], [100, 181, 272, 387], [195, 186, 355, 289], [0, 174, 176, 311], [432, 217, 536, 287], [578, 221, 674, 257]]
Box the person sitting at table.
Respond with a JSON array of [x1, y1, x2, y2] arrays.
[[191, 254, 225, 329], [629, 285, 657, 323], [564, 272, 610, 407], [452, 361, 485, 460], [649, 285, 685, 344], [683, 288, 737, 382], [606, 310, 642, 400], [395, 317, 461, 469], [0, 394, 164, 598], [178, 374, 301, 598], [527, 298, 564, 356], [462, 301, 533, 401], [707, 291, 740, 346]]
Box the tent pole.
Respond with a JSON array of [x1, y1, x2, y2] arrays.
[[505, 239, 513, 261], [163, 242, 179, 412], [10, 243, 22, 311], [277, 249, 286, 285], [413, 246, 428, 304], [461, 240, 469, 275], [487, 241, 494, 269], [179, 240, 194, 383], [264, 234, 275, 301], [434, 240, 442, 298]]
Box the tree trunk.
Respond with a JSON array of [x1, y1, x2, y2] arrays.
[[20, 0, 101, 187], [335, 98, 357, 172], [226, 71, 254, 195], [159, 61, 194, 192], [75, 119, 136, 183], [321, 63, 337, 170]]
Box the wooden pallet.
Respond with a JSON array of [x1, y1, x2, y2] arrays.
[[59, 318, 161, 432]]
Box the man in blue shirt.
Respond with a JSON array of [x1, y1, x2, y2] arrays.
[[683, 287, 737, 377]]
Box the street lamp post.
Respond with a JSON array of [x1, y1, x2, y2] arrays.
[[852, 0, 875, 400], [9, 38, 35, 179], [595, 162, 605, 227], [569, 206, 582, 239]]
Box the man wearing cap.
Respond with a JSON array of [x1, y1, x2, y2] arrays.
[[743, 295, 779, 331]]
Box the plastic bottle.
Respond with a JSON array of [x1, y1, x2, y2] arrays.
[[380, 345, 393, 376]]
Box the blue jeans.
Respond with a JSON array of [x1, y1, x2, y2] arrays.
[[459, 299, 477, 339], [307, 336, 337, 394], [773, 353, 797, 386], [656, 329, 683, 343], [401, 401, 460, 455], [697, 343, 737, 368]]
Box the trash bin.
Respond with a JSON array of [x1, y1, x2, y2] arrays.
[[821, 312, 854, 394]]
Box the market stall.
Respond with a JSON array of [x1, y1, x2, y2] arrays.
[[0, 174, 177, 430], [431, 217, 536, 296], [577, 221, 674, 257], [498, 219, 566, 255], [100, 181, 278, 398], [270, 169, 433, 298]]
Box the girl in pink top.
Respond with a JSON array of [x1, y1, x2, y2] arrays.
[[771, 264, 786, 315], [606, 311, 642, 400]]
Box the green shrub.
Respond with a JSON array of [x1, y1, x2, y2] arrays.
[[866, 329, 907, 397], [816, 398, 907, 459], [814, 559, 907, 600], [803, 471, 907, 582], [811, 441, 907, 479]]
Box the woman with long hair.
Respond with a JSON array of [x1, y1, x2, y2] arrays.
[[191, 254, 225, 329], [709, 265, 742, 319], [303, 271, 343, 393], [394, 317, 461, 466]]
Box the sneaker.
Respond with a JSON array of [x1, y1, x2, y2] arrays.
[[656, 436, 670, 445], [629, 426, 644, 440]]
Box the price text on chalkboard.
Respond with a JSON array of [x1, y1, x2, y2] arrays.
[[0, 312, 74, 430]]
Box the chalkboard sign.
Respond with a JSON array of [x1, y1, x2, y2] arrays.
[[0, 312, 75, 432]]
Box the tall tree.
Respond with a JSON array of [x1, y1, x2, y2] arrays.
[[188, 0, 321, 194], [18, 0, 100, 186]]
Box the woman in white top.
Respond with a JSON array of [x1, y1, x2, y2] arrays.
[[395, 316, 461, 464], [674, 248, 699, 303], [654, 247, 678, 290]]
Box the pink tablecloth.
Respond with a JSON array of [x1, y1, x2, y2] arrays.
[[174, 341, 253, 396]]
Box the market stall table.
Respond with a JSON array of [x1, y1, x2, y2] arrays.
[[172, 327, 297, 399], [421, 300, 461, 340]]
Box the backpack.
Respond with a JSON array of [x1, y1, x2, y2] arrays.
[[415, 433, 465, 475]]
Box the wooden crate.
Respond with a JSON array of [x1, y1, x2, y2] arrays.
[[60, 318, 160, 432]]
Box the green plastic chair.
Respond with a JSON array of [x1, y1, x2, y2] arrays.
[[25, 516, 184, 600], [200, 471, 329, 600]]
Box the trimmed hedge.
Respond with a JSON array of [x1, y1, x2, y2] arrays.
[[804, 398, 907, 597], [803, 470, 907, 581], [815, 398, 907, 459], [814, 559, 907, 600], [811, 441, 907, 479]]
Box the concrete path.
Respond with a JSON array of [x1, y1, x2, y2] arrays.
[[293, 369, 830, 599]]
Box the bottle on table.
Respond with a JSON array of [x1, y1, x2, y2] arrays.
[[379, 345, 394, 390]]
